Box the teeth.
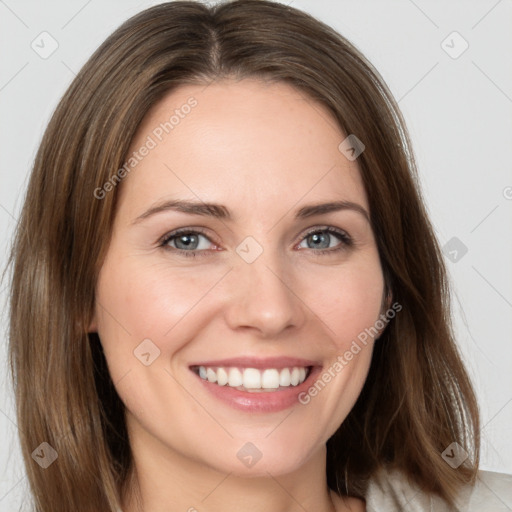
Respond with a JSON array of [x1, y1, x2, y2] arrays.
[[206, 368, 217, 383], [243, 368, 261, 389], [217, 367, 228, 386], [228, 367, 243, 387], [261, 369, 280, 389], [196, 366, 309, 390], [279, 368, 291, 386]]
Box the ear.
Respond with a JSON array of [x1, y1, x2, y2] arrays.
[[88, 313, 98, 333], [385, 290, 392, 311], [381, 285, 392, 314], [375, 287, 393, 340]]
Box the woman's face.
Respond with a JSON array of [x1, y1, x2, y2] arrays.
[[90, 78, 385, 477]]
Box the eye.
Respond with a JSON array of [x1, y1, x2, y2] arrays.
[[159, 226, 352, 258], [297, 227, 352, 254], [159, 228, 216, 258]]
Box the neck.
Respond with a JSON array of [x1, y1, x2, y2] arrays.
[[121, 419, 340, 512]]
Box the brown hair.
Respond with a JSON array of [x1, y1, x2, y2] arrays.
[[5, 1, 479, 510]]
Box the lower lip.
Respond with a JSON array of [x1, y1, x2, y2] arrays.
[[192, 366, 322, 413]]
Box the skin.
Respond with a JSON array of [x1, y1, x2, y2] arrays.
[[90, 78, 385, 512]]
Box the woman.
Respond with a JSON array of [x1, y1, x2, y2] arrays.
[[7, 1, 508, 511]]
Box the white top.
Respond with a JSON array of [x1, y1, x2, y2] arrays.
[[365, 468, 512, 511], [116, 468, 512, 511]]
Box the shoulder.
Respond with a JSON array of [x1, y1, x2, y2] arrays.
[[460, 470, 512, 511], [364, 467, 512, 511]]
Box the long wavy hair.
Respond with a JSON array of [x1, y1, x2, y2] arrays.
[[5, 1, 479, 510]]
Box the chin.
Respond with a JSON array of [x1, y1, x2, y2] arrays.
[[198, 437, 318, 478]]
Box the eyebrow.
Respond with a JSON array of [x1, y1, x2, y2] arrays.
[[131, 199, 370, 224]]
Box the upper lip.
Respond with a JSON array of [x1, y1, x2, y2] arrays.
[[189, 356, 321, 369]]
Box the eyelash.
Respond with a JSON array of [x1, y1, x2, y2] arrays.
[[158, 226, 353, 259]]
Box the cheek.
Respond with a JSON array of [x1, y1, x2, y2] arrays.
[[93, 257, 194, 376], [96, 255, 207, 335], [93, 257, 211, 424], [301, 255, 384, 422], [303, 256, 385, 348]]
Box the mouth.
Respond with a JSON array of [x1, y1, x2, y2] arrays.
[[188, 357, 322, 413], [190, 365, 312, 392]]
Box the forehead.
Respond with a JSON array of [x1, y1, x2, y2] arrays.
[[118, 78, 367, 220]]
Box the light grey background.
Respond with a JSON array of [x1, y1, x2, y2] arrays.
[[1, 0, 511, 509]]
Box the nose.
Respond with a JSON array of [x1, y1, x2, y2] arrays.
[[223, 252, 306, 338]]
